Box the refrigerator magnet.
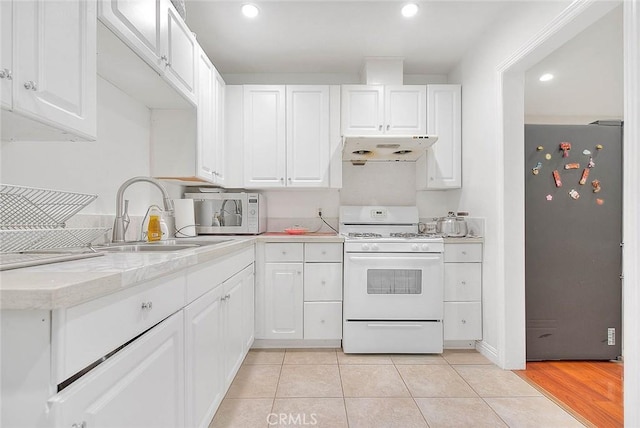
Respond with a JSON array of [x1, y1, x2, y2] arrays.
[[583, 149, 592, 155], [592, 179, 602, 193], [532, 162, 542, 175], [545, 153, 552, 160], [596, 144, 604, 150], [553, 170, 562, 187], [596, 198, 604, 205], [546, 194, 553, 201], [588, 157, 595, 168], [560, 142, 571, 157], [569, 189, 580, 200], [564, 163, 580, 170], [537, 145, 544, 151], [579, 169, 590, 185]]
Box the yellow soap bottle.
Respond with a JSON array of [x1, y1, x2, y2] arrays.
[[147, 208, 162, 242]]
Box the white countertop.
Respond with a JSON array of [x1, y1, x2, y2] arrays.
[[443, 236, 484, 244], [0, 233, 344, 310]]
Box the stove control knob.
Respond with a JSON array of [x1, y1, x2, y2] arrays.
[[371, 243, 379, 251], [411, 244, 419, 251], [362, 243, 370, 251], [421, 244, 430, 251]]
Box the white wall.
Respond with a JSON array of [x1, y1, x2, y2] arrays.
[[0, 77, 181, 217], [447, 0, 573, 365]]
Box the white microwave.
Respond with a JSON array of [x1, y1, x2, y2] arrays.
[[184, 192, 266, 235]]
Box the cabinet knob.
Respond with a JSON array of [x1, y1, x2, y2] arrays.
[[71, 421, 87, 428], [320, 319, 325, 324], [280, 177, 284, 182], [321, 251, 326, 255], [378, 125, 382, 131], [288, 177, 291, 182], [0, 68, 12, 80], [461, 319, 467, 324], [461, 251, 467, 255], [23, 80, 37, 91], [297, 271, 301, 275], [141, 301, 153, 310], [386, 124, 390, 131], [160, 54, 168, 62], [461, 281, 466, 285], [321, 280, 326, 285]]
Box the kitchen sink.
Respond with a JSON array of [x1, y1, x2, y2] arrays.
[[96, 238, 233, 253]]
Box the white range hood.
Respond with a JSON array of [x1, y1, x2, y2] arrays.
[[342, 135, 438, 164]]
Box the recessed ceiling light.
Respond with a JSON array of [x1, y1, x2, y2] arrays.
[[539, 73, 554, 82], [242, 4, 259, 18], [401, 3, 419, 18]]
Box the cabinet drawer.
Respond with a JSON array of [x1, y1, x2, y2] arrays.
[[303, 302, 342, 339], [444, 302, 482, 341], [444, 263, 481, 301], [265, 243, 304, 262], [304, 263, 343, 301], [54, 272, 186, 383], [304, 243, 343, 262], [444, 243, 482, 263]]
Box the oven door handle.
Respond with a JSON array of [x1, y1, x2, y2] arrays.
[[366, 323, 424, 329]]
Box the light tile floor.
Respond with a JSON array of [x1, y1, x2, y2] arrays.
[[210, 349, 584, 428]]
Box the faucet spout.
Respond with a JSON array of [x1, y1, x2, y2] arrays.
[[112, 177, 175, 243]]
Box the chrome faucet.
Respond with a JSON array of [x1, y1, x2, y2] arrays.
[[112, 177, 174, 243]]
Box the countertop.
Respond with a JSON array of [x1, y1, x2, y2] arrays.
[[0, 233, 343, 310], [443, 236, 484, 244]]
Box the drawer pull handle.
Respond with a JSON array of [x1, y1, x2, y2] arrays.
[[141, 302, 153, 310], [221, 294, 231, 302], [322, 251, 326, 255], [321, 319, 325, 324], [461, 281, 466, 285], [71, 421, 87, 428], [461, 319, 467, 324], [462, 251, 467, 255], [321, 280, 326, 285]]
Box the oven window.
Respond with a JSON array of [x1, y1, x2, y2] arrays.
[[367, 269, 422, 294]]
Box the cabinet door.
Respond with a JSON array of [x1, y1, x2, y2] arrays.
[[98, 0, 163, 71], [13, 0, 96, 139], [242, 271, 255, 351], [424, 84, 462, 189], [184, 286, 224, 428], [264, 263, 303, 339], [160, 1, 197, 105], [341, 85, 384, 135], [49, 312, 185, 428], [385, 85, 426, 135], [213, 70, 226, 185], [243, 85, 286, 187], [444, 302, 482, 341], [0, 0, 12, 109], [196, 47, 216, 183], [223, 274, 245, 387], [286, 85, 330, 187]]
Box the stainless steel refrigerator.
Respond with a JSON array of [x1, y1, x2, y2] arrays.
[[525, 122, 622, 361]]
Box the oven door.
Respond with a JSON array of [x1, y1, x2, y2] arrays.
[[344, 252, 443, 320]]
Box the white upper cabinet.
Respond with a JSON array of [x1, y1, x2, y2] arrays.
[[243, 85, 287, 187], [160, 1, 196, 104], [286, 85, 330, 187], [243, 85, 331, 188], [98, 0, 196, 106], [0, 0, 13, 110], [340, 85, 383, 135], [196, 48, 217, 182], [341, 85, 426, 136], [213, 70, 226, 185], [417, 84, 462, 190], [2, 0, 97, 140]]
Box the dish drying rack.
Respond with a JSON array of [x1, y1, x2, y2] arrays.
[[0, 184, 110, 254]]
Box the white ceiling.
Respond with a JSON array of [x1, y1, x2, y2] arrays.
[[525, 5, 623, 120], [185, 1, 510, 75]]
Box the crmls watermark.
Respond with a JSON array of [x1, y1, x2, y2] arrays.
[[266, 412, 318, 426]]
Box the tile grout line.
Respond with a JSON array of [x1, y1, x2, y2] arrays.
[[267, 350, 286, 428], [336, 350, 351, 428], [392, 358, 432, 427]]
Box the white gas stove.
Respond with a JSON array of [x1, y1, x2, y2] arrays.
[[340, 206, 444, 354]]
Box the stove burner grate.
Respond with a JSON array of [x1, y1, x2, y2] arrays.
[[347, 232, 383, 238]]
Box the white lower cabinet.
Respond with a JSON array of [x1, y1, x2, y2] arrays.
[[443, 243, 483, 343], [49, 311, 185, 428], [184, 252, 255, 428], [259, 242, 343, 344], [184, 286, 224, 428], [264, 262, 304, 339], [304, 302, 342, 340]]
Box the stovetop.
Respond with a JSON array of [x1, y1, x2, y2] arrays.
[[344, 232, 444, 241]]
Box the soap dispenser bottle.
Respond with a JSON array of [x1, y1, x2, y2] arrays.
[[147, 207, 162, 242]]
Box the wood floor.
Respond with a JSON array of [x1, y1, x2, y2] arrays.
[[515, 361, 623, 428]]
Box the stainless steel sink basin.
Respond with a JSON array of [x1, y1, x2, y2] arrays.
[[95, 238, 233, 253], [98, 244, 200, 252]]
